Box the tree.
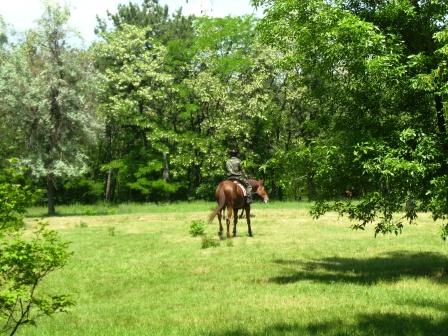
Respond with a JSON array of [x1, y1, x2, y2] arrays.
[[0, 17, 15, 166], [95, 24, 181, 201], [0, 3, 99, 215], [254, 0, 448, 236], [174, 16, 276, 195], [0, 17, 6, 46], [94, 0, 195, 202]]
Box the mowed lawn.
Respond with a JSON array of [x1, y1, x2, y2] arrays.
[[21, 202, 448, 336]]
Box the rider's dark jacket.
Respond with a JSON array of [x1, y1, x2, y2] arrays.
[[225, 156, 252, 201], [226, 156, 245, 179]]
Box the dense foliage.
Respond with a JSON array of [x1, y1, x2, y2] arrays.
[[0, 0, 448, 236], [253, 0, 448, 236], [0, 4, 98, 215]]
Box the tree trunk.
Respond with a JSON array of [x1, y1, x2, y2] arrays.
[[105, 168, 114, 202], [162, 152, 169, 181], [47, 174, 56, 216]]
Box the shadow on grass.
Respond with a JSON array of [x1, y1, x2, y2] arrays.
[[208, 313, 448, 336], [205, 252, 448, 336], [269, 251, 448, 285], [400, 297, 448, 312]]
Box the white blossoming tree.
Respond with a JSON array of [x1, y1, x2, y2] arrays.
[[0, 3, 99, 215]]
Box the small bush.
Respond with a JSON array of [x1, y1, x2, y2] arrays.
[[189, 220, 206, 237], [441, 223, 448, 241], [0, 168, 72, 335], [78, 221, 88, 228], [201, 235, 220, 249], [108, 226, 116, 236]]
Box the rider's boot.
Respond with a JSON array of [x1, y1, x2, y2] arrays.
[[246, 192, 253, 204]]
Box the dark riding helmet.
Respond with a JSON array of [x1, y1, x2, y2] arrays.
[[229, 149, 239, 157]]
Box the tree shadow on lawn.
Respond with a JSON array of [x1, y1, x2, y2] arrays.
[[208, 312, 448, 336], [269, 251, 448, 285], [207, 252, 448, 336]]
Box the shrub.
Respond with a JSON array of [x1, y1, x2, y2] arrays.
[[78, 221, 88, 228], [189, 220, 206, 237], [201, 235, 220, 249], [0, 168, 72, 335], [108, 226, 116, 236]]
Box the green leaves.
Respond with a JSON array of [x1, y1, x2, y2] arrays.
[[0, 173, 72, 335], [256, 0, 448, 236], [0, 222, 73, 335], [0, 3, 100, 214], [0, 183, 31, 233], [311, 128, 447, 236], [0, 165, 34, 233], [0, 222, 70, 286], [128, 160, 180, 196]]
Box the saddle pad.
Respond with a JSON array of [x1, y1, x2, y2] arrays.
[[232, 181, 247, 197]]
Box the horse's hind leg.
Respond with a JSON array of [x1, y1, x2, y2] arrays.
[[217, 209, 223, 238], [226, 206, 233, 238]]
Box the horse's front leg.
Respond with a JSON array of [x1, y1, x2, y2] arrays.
[[233, 208, 238, 237], [245, 205, 253, 237]]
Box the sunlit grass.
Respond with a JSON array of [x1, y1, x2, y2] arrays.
[[21, 202, 448, 336], [26, 201, 214, 217], [26, 201, 310, 217]]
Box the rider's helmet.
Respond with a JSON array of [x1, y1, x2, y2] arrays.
[[229, 149, 239, 157]]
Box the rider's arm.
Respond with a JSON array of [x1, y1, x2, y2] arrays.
[[226, 160, 234, 175], [239, 160, 247, 178]]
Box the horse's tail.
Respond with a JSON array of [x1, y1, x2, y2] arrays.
[[208, 188, 226, 224]]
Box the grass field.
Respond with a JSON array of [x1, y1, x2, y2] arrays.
[[21, 202, 448, 336]]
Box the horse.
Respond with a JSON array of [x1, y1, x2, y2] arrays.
[[208, 179, 269, 238]]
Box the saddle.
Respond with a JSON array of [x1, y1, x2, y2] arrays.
[[232, 180, 247, 197]]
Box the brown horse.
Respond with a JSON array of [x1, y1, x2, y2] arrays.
[[208, 179, 269, 238]]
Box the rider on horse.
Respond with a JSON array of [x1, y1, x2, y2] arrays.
[[226, 149, 253, 204]]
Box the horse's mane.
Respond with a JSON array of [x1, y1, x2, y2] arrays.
[[248, 179, 262, 191]]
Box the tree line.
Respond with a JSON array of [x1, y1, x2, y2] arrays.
[[1, 0, 448, 235]]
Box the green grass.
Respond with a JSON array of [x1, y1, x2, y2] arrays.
[[20, 202, 448, 335], [26, 201, 212, 217], [25, 201, 310, 217]]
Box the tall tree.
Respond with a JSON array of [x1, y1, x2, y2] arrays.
[[0, 17, 6, 46], [254, 0, 448, 235], [95, 24, 180, 201], [0, 17, 12, 165], [0, 4, 99, 215], [94, 0, 195, 202]]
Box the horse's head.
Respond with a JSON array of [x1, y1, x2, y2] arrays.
[[252, 180, 269, 203]]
